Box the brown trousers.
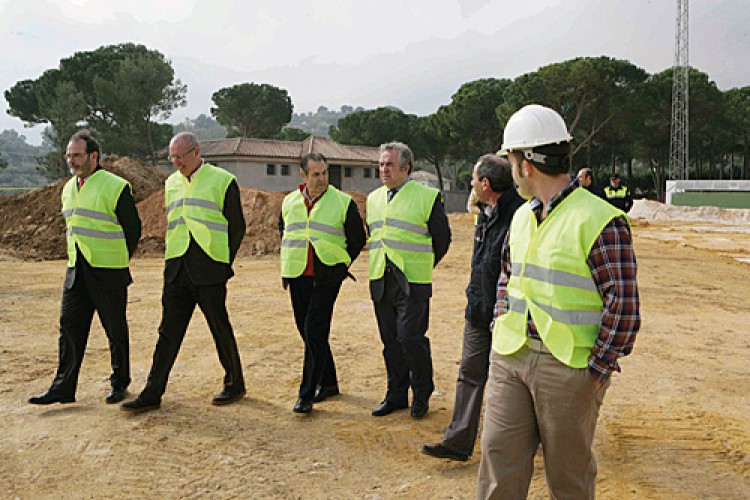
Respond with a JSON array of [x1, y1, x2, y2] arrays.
[[477, 339, 610, 499]]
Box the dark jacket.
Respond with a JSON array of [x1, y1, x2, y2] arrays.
[[464, 188, 524, 329], [604, 184, 634, 213], [279, 197, 367, 286], [164, 180, 246, 286], [65, 167, 142, 290]]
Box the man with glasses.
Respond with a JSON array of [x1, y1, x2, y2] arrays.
[[29, 130, 141, 406], [367, 142, 451, 419], [123, 132, 247, 413]]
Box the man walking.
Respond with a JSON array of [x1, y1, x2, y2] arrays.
[[279, 152, 366, 414], [29, 130, 141, 405], [477, 105, 640, 499], [367, 142, 451, 419], [122, 132, 246, 413], [420, 154, 523, 461]]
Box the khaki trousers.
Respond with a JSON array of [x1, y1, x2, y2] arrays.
[[477, 340, 610, 500]]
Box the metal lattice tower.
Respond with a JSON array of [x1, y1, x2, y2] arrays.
[[669, 0, 689, 180]]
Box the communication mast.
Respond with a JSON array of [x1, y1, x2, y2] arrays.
[[669, 0, 689, 180]]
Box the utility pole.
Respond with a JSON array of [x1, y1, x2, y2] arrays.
[[669, 0, 689, 180]]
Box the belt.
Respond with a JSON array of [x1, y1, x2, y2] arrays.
[[525, 337, 550, 353]]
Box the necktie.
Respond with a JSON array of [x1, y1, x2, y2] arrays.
[[77, 177, 84, 190], [388, 188, 398, 202]]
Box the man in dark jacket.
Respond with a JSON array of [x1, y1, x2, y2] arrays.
[[420, 154, 524, 461], [122, 132, 246, 413], [29, 130, 141, 406], [279, 152, 366, 414], [604, 173, 634, 212], [576, 167, 605, 199]]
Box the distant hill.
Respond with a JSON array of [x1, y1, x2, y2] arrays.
[[287, 105, 365, 137], [0, 129, 52, 193]]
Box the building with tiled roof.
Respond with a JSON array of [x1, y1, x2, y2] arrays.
[[198, 135, 381, 193]]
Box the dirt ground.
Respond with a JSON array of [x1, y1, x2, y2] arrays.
[[1, 212, 749, 499]]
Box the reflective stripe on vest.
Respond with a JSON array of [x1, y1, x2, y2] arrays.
[[280, 186, 352, 278], [61, 169, 130, 269], [493, 188, 627, 368], [366, 181, 438, 284], [164, 163, 234, 263], [604, 186, 628, 199]]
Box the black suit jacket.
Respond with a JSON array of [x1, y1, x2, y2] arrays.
[[369, 193, 452, 302], [164, 180, 245, 286], [65, 169, 142, 290]]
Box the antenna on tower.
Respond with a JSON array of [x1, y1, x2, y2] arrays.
[[669, 0, 689, 180]]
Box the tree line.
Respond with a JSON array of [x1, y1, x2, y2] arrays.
[[5, 44, 749, 199]]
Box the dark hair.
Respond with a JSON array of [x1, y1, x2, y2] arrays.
[[69, 129, 101, 159], [379, 142, 414, 173], [300, 152, 328, 174], [579, 167, 593, 180], [476, 154, 513, 193]]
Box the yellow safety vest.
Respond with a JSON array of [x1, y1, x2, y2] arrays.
[[61, 170, 129, 269], [366, 181, 438, 284], [493, 188, 626, 368], [604, 186, 628, 199], [280, 186, 352, 278], [164, 163, 235, 263]]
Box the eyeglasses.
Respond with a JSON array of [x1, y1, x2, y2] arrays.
[[65, 152, 90, 160], [168, 147, 196, 162]]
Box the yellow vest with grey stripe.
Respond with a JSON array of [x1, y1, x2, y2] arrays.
[[366, 181, 439, 284], [604, 186, 628, 199], [61, 169, 130, 268], [280, 186, 352, 278], [493, 188, 626, 368], [165, 163, 235, 263]]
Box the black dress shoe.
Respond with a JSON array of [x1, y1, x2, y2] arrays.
[[106, 387, 127, 404], [411, 400, 429, 418], [212, 388, 246, 406], [293, 398, 313, 414], [28, 391, 75, 405], [121, 397, 161, 414], [313, 385, 340, 403], [420, 443, 469, 462], [371, 400, 408, 417]]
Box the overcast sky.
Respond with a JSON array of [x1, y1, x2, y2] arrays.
[[2, 0, 748, 145]]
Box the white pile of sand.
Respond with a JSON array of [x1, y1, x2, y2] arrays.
[[629, 199, 750, 225]]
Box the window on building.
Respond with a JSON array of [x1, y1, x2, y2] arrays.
[[375, 167, 380, 178], [267, 164, 276, 175], [281, 164, 290, 176], [363, 167, 371, 178], [344, 167, 352, 178]]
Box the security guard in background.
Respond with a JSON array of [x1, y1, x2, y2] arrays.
[[604, 173, 634, 212], [367, 141, 451, 419], [279, 152, 366, 414], [123, 132, 246, 413], [29, 130, 141, 406]]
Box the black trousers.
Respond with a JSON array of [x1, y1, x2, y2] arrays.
[[373, 271, 434, 405], [50, 275, 130, 396], [140, 266, 244, 401], [288, 276, 342, 402]]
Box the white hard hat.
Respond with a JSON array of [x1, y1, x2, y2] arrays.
[[499, 104, 573, 156]]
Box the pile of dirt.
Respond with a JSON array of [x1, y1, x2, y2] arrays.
[[0, 157, 166, 261], [630, 199, 750, 225]]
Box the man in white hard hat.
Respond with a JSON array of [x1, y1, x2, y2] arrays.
[[477, 105, 641, 499]]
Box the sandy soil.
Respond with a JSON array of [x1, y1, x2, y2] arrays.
[[1, 213, 749, 499]]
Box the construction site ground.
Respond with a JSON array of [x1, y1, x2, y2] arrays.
[[1, 202, 749, 499]]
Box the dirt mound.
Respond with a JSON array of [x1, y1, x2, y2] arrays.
[[0, 157, 167, 261], [630, 199, 750, 225]]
